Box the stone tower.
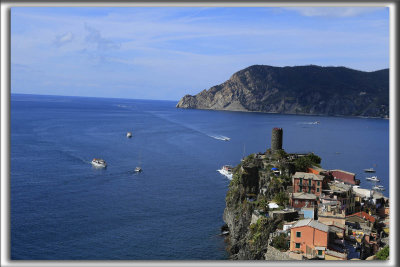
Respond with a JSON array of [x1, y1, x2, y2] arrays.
[[271, 128, 283, 151]]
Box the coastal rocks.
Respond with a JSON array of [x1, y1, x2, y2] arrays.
[[223, 159, 281, 260], [264, 245, 294, 261], [176, 65, 389, 118]]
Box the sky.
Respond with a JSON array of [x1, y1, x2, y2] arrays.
[[11, 7, 390, 100]]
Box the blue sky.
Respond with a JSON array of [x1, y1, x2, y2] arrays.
[[11, 7, 389, 100]]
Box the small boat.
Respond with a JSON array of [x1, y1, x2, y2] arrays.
[[91, 158, 107, 168], [366, 176, 380, 182], [217, 165, 233, 179], [222, 137, 230, 141], [134, 166, 142, 173], [372, 185, 385, 191], [127, 132, 132, 138], [364, 168, 376, 173]]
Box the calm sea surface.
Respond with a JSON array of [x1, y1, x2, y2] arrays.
[[10, 94, 389, 260]]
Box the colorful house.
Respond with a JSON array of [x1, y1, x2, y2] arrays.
[[290, 218, 329, 259], [329, 169, 360, 185], [292, 172, 324, 196], [290, 192, 317, 209]]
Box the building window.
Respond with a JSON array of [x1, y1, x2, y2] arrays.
[[308, 187, 311, 193], [317, 188, 320, 192], [318, 250, 323, 256], [309, 179, 312, 186], [317, 181, 320, 186], [296, 231, 301, 237], [295, 243, 301, 249], [295, 200, 299, 204]]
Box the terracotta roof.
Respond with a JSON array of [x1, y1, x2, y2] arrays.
[[346, 211, 376, 223]]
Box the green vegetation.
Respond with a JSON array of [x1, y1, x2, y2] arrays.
[[249, 217, 270, 244], [271, 233, 289, 251], [293, 153, 321, 172], [274, 149, 287, 160], [375, 245, 389, 260], [273, 191, 289, 206]]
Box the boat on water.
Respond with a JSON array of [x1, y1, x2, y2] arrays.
[[218, 165, 233, 179], [222, 137, 230, 141], [372, 185, 385, 191], [127, 132, 132, 138], [91, 158, 107, 168], [364, 168, 376, 173], [366, 176, 380, 182], [134, 166, 142, 173]]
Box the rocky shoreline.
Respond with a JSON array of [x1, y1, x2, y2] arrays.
[[177, 65, 389, 118]]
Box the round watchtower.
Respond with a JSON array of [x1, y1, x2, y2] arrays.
[[271, 128, 283, 151]]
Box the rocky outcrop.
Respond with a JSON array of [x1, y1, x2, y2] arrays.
[[223, 153, 288, 260], [177, 65, 389, 118]]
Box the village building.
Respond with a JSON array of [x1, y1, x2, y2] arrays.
[[329, 169, 360, 185], [323, 182, 355, 215], [292, 172, 324, 196], [289, 192, 318, 209], [289, 218, 329, 259], [318, 200, 346, 227]]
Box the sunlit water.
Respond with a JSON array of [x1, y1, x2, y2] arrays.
[[11, 94, 389, 259]]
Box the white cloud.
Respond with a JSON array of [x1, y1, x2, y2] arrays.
[[54, 32, 74, 47], [285, 7, 385, 17]]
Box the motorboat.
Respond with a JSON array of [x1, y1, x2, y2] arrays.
[[366, 176, 380, 182], [134, 166, 142, 173], [364, 168, 376, 173], [372, 185, 385, 191], [218, 165, 233, 179], [127, 132, 132, 138], [91, 158, 107, 168]]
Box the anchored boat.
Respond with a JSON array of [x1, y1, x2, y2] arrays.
[[366, 176, 380, 182], [91, 158, 107, 168]]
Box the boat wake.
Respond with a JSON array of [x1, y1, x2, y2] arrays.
[[209, 135, 231, 141], [298, 121, 320, 125]]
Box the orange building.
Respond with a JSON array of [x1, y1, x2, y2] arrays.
[[292, 172, 324, 196], [290, 218, 329, 259]]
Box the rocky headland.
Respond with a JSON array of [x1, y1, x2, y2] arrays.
[[223, 148, 321, 259], [176, 65, 389, 118]]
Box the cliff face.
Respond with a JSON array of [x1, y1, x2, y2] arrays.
[[177, 65, 389, 118], [223, 152, 292, 259]]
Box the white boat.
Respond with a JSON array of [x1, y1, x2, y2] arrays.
[[364, 168, 376, 173], [366, 176, 380, 182], [127, 132, 132, 138], [218, 165, 233, 179], [134, 166, 142, 172], [372, 185, 385, 191], [91, 158, 107, 168], [222, 137, 230, 141]]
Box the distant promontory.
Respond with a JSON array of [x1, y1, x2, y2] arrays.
[[176, 65, 389, 118]]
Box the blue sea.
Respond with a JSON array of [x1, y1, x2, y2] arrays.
[[10, 94, 389, 260]]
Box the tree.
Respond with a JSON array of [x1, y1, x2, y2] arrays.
[[274, 191, 289, 206], [294, 156, 313, 172], [375, 246, 389, 260], [271, 233, 289, 251], [307, 153, 321, 165]]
